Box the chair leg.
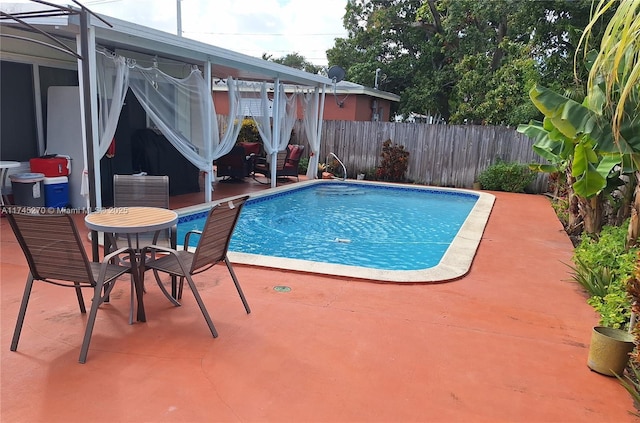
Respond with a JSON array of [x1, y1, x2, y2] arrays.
[[153, 269, 181, 307], [11, 274, 35, 351], [224, 257, 251, 314], [78, 280, 114, 364], [183, 274, 218, 338], [171, 275, 178, 299], [178, 276, 185, 300], [129, 275, 135, 325], [74, 283, 86, 313]]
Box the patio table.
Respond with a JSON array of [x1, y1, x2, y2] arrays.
[[85, 206, 179, 322]]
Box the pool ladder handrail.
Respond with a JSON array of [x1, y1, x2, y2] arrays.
[[327, 152, 347, 181]]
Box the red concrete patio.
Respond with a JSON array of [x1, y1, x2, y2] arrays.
[[0, 177, 636, 422]]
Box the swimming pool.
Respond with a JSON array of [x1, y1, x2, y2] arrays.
[[177, 180, 495, 282]]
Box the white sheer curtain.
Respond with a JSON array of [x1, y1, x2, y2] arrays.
[[96, 52, 129, 158], [246, 82, 299, 186], [303, 88, 322, 179], [244, 82, 298, 156], [88, 53, 243, 201], [212, 78, 243, 161], [127, 64, 243, 184], [82, 52, 130, 197]]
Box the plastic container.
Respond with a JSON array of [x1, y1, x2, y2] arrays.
[[30, 156, 70, 177], [43, 176, 69, 208], [9, 173, 45, 207]]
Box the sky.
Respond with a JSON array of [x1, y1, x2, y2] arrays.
[[14, 0, 349, 67]]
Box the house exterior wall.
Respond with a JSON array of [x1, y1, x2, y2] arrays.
[[212, 92, 395, 122]]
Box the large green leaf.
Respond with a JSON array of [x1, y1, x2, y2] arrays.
[[572, 141, 597, 177], [518, 118, 574, 163], [573, 166, 607, 198], [596, 154, 623, 179], [572, 141, 607, 198]]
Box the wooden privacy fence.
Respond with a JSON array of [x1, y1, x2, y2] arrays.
[[290, 120, 548, 193]]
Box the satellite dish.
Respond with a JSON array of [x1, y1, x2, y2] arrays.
[[327, 65, 346, 83]]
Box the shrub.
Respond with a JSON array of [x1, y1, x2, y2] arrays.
[[364, 167, 378, 180], [572, 222, 637, 329], [477, 160, 536, 192], [376, 139, 410, 182], [237, 118, 261, 144], [298, 157, 309, 175], [566, 257, 612, 298]]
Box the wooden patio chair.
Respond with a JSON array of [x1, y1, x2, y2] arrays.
[[140, 195, 251, 337], [6, 212, 138, 364], [253, 144, 305, 183], [215, 144, 254, 181]]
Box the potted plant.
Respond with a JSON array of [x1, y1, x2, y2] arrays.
[[587, 326, 634, 376], [317, 163, 326, 179], [568, 224, 637, 376]]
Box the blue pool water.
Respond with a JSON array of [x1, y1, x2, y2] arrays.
[[178, 182, 478, 271]]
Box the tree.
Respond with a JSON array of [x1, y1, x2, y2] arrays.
[[517, 83, 623, 235], [327, 0, 610, 124], [262, 52, 322, 74], [578, 0, 640, 246]]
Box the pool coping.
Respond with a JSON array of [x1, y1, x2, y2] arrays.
[[176, 179, 496, 283]]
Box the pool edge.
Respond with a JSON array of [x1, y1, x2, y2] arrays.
[[178, 180, 496, 283]]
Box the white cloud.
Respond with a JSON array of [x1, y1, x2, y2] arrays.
[[11, 0, 349, 66]]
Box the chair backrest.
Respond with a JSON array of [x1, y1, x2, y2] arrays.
[[239, 142, 262, 157], [190, 196, 249, 273], [283, 145, 305, 170], [216, 145, 250, 177], [274, 150, 289, 170], [113, 174, 169, 208], [6, 212, 95, 286], [113, 174, 172, 245]]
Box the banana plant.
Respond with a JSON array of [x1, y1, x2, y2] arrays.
[[517, 84, 624, 234]]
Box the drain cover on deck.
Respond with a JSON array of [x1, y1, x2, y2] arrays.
[[273, 285, 291, 292]]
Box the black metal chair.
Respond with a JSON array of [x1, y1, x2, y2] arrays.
[[6, 212, 138, 364], [140, 196, 251, 337]]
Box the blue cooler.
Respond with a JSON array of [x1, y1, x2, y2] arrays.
[[9, 173, 45, 207], [43, 176, 69, 208]]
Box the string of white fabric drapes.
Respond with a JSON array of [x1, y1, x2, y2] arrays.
[[127, 65, 241, 172], [96, 52, 129, 159], [82, 51, 130, 197], [245, 82, 298, 157], [302, 88, 321, 179], [86, 52, 243, 199]]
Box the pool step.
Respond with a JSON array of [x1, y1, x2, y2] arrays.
[[316, 185, 366, 196]]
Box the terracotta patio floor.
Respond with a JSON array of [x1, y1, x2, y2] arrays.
[[0, 176, 636, 422]]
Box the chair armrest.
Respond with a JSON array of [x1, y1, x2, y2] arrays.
[[142, 244, 176, 255], [98, 246, 137, 281], [141, 245, 191, 275], [103, 246, 136, 263], [184, 229, 202, 250]]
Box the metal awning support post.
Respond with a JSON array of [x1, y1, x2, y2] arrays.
[[204, 60, 213, 202], [77, 7, 99, 259], [270, 78, 281, 188], [317, 84, 327, 176]]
